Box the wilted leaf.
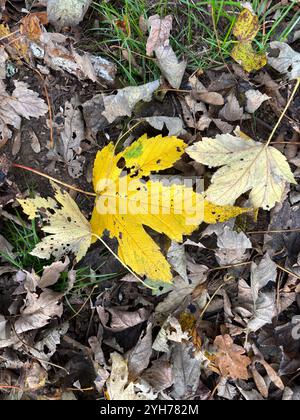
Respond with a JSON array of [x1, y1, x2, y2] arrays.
[[47, 0, 92, 29], [268, 42, 300, 80], [146, 15, 173, 56], [28, 323, 69, 367], [59, 100, 85, 179], [155, 270, 207, 315], [39, 258, 70, 289], [219, 93, 244, 122], [142, 359, 173, 392], [216, 226, 252, 266], [91, 134, 251, 282], [18, 182, 92, 262], [214, 335, 251, 380], [147, 15, 186, 88], [14, 289, 63, 334], [127, 322, 153, 380], [231, 8, 267, 72], [171, 342, 201, 399], [187, 133, 296, 210], [102, 80, 160, 123], [167, 242, 188, 282], [25, 362, 47, 391], [0, 80, 48, 141], [247, 254, 277, 332], [245, 89, 270, 113]]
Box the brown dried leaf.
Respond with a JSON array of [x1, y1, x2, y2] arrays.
[[214, 334, 251, 380], [146, 15, 173, 56], [14, 290, 63, 334]]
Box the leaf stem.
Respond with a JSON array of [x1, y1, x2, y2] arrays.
[[266, 78, 300, 147], [12, 164, 97, 197]]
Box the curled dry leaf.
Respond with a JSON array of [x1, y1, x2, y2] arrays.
[[146, 15, 173, 56], [213, 335, 251, 380], [187, 133, 296, 210], [147, 15, 186, 89]]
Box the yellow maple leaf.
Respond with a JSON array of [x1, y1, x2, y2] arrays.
[[91, 134, 250, 282], [231, 8, 266, 72], [18, 182, 92, 262]]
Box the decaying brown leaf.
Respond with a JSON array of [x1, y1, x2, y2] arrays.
[[214, 335, 251, 380]]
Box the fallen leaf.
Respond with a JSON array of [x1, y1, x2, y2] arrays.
[[91, 134, 249, 282], [39, 258, 70, 289], [245, 89, 270, 113], [14, 289, 63, 334], [216, 226, 252, 266], [18, 181, 92, 262], [143, 116, 185, 136], [28, 323, 69, 367], [247, 253, 277, 332], [38, 32, 116, 84], [0, 80, 48, 142], [102, 80, 160, 123], [0, 46, 8, 79], [219, 93, 244, 122], [187, 133, 296, 210], [106, 352, 154, 400], [146, 15, 186, 88], [155, 269, 207, 315], [171, 342, 201, 399], [142, 359, 173, 392], [97, 306, 150, 332], [59, 100, 85, 179], [28, 128, 41, 154], [231, 8, 267, 72], [47, 0, 92, 29], [25, 362, 47, 391], [268, 42, 300, 80], [127, 322, 153, 380], [214, 335, 251, 380], [167, 241, 188, 281], [146, 15, 173, 56]]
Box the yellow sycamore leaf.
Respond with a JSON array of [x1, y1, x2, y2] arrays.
[[187, 134, 296, 211], [18, 182, 92, 262], [231, 8, 266, 72], [233, 8, 259, 42], [91, 134, 250, 282], [231, 42, 267, 73]]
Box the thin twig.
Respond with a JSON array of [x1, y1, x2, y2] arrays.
[[12, 164, 97, 197], [266, 78, 300, 147]]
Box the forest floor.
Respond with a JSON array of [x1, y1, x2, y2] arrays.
[[0, 0, 300, 401]]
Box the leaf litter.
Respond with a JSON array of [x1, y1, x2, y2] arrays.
[[0, 0, 299, 402]]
